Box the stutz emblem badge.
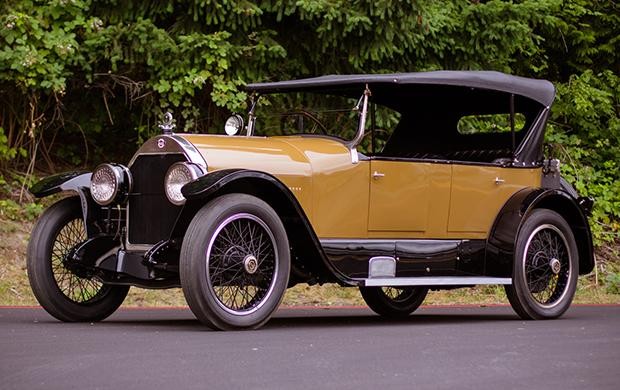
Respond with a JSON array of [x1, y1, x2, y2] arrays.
[[157, 138, 166, 149]]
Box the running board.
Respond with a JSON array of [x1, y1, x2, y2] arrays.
[[362, 277, 512, 287]]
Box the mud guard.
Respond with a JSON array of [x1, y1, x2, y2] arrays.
[[486, 188, 595, 277], [29, 171, 91, 198], [29, 171, 101, 237]]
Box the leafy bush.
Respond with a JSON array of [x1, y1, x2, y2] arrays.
[[0, 0, 618, 243], [0, 198, 43, 221], [606, 272, 620, 295], [547, 70, 620, 241]]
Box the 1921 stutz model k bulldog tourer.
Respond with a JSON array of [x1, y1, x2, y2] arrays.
[[27, 71, 594, 330]]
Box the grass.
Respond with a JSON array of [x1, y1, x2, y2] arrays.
[[1, 214, 618, 308]]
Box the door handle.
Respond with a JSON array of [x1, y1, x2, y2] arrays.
[[495, 177, 505, 185], [373, 171, 385, 179]]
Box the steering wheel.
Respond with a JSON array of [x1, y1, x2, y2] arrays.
[[280, 110, 328, 135]]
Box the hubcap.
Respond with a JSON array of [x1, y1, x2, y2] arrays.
[[244, 255, 258, 274], [550, 258, 561, 275]]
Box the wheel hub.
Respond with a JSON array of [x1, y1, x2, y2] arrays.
[[243, 255, 258, 274], [549, 258, 561, 274]]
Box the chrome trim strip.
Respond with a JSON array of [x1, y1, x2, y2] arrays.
[[363, 277, 512, 287], [128, 134, 207, 169], [172, 135, 207, 169]]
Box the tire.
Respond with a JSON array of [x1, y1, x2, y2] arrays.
[[180, 194, 290, 330], [359, 286, 428, 318], [505, 209, 578, 320], [27, 197, 129, 322]]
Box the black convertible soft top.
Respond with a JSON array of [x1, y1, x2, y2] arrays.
[[246, 71, 555, 107]]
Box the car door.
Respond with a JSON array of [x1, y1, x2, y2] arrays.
[[367, 159, 451, 237], [447, 164, 540, 237]]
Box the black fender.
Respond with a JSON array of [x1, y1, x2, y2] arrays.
[[29, 171, 104, 238], [29, 171, 91, 198], [176, 169, 345, 285], [486, 187, 595, 277]]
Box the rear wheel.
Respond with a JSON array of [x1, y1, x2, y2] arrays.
[[359, 286, 428, 318], [505, 209, 578, 320], [27, 197, 129, 322], [180, 194, 290, 330]]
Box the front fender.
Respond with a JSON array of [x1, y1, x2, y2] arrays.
[[29, 171, 91, 198], [29, 171, 103, 237], [181, 168, 248, 200], [486, 188, 595, 277]]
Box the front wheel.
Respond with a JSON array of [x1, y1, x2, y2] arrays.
[[359, 286, 428, 318], [505, 209, 578, 320], [27, 197, 129, 322], [180, 194, 290, 330]]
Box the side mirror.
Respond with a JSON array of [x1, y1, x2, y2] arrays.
[[224, 114, 244, 136]]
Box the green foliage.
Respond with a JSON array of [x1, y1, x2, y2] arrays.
[[0, 0, 618, 242], [458, 113, 527, 135], [606, 272, 620, 295], [547, 70, 620, 241], [0, 127, 27, 161], [0, 198, 43, 221]]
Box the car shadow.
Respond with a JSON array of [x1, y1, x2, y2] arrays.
[[104, 307, 519, 331], [13, 307, 521, 331], [264, 312, 518, 330]]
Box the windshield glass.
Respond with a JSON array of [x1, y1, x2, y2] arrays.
[[253, 93, 362, 140]]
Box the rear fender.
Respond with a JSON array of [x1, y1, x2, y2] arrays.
[[487, 188, 595, 277]]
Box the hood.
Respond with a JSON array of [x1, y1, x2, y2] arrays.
[[179, 134, 352, 177]]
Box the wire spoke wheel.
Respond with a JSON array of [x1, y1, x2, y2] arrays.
[[382, 287, 416, 302], [180, 194, 290, 330], [207, 213, 278, 315], [505, 209, 578, 320], [360, 285, 428, 318], [523, 224, 571, 308], [27, 197, 129, 322], [50, 218, 105, 304]]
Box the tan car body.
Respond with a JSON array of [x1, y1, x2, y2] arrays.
[[182, 134, 541, 241]]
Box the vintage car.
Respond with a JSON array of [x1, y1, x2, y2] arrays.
[[27, 71, 594, 330]]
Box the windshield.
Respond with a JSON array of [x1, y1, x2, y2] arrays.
[[252, 93, 362, 140]]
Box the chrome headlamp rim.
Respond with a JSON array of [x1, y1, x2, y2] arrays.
[[164, 162, 205, 206], [90, 163, 132, 206], [224, 114, 244, 136]]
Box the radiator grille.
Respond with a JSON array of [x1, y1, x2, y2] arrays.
[[128, 154, 186, 245]]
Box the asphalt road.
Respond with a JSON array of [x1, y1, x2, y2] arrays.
[[1, 305, 619, 390]]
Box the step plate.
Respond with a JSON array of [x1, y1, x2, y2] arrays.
[[363, 276, 512, 287]]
